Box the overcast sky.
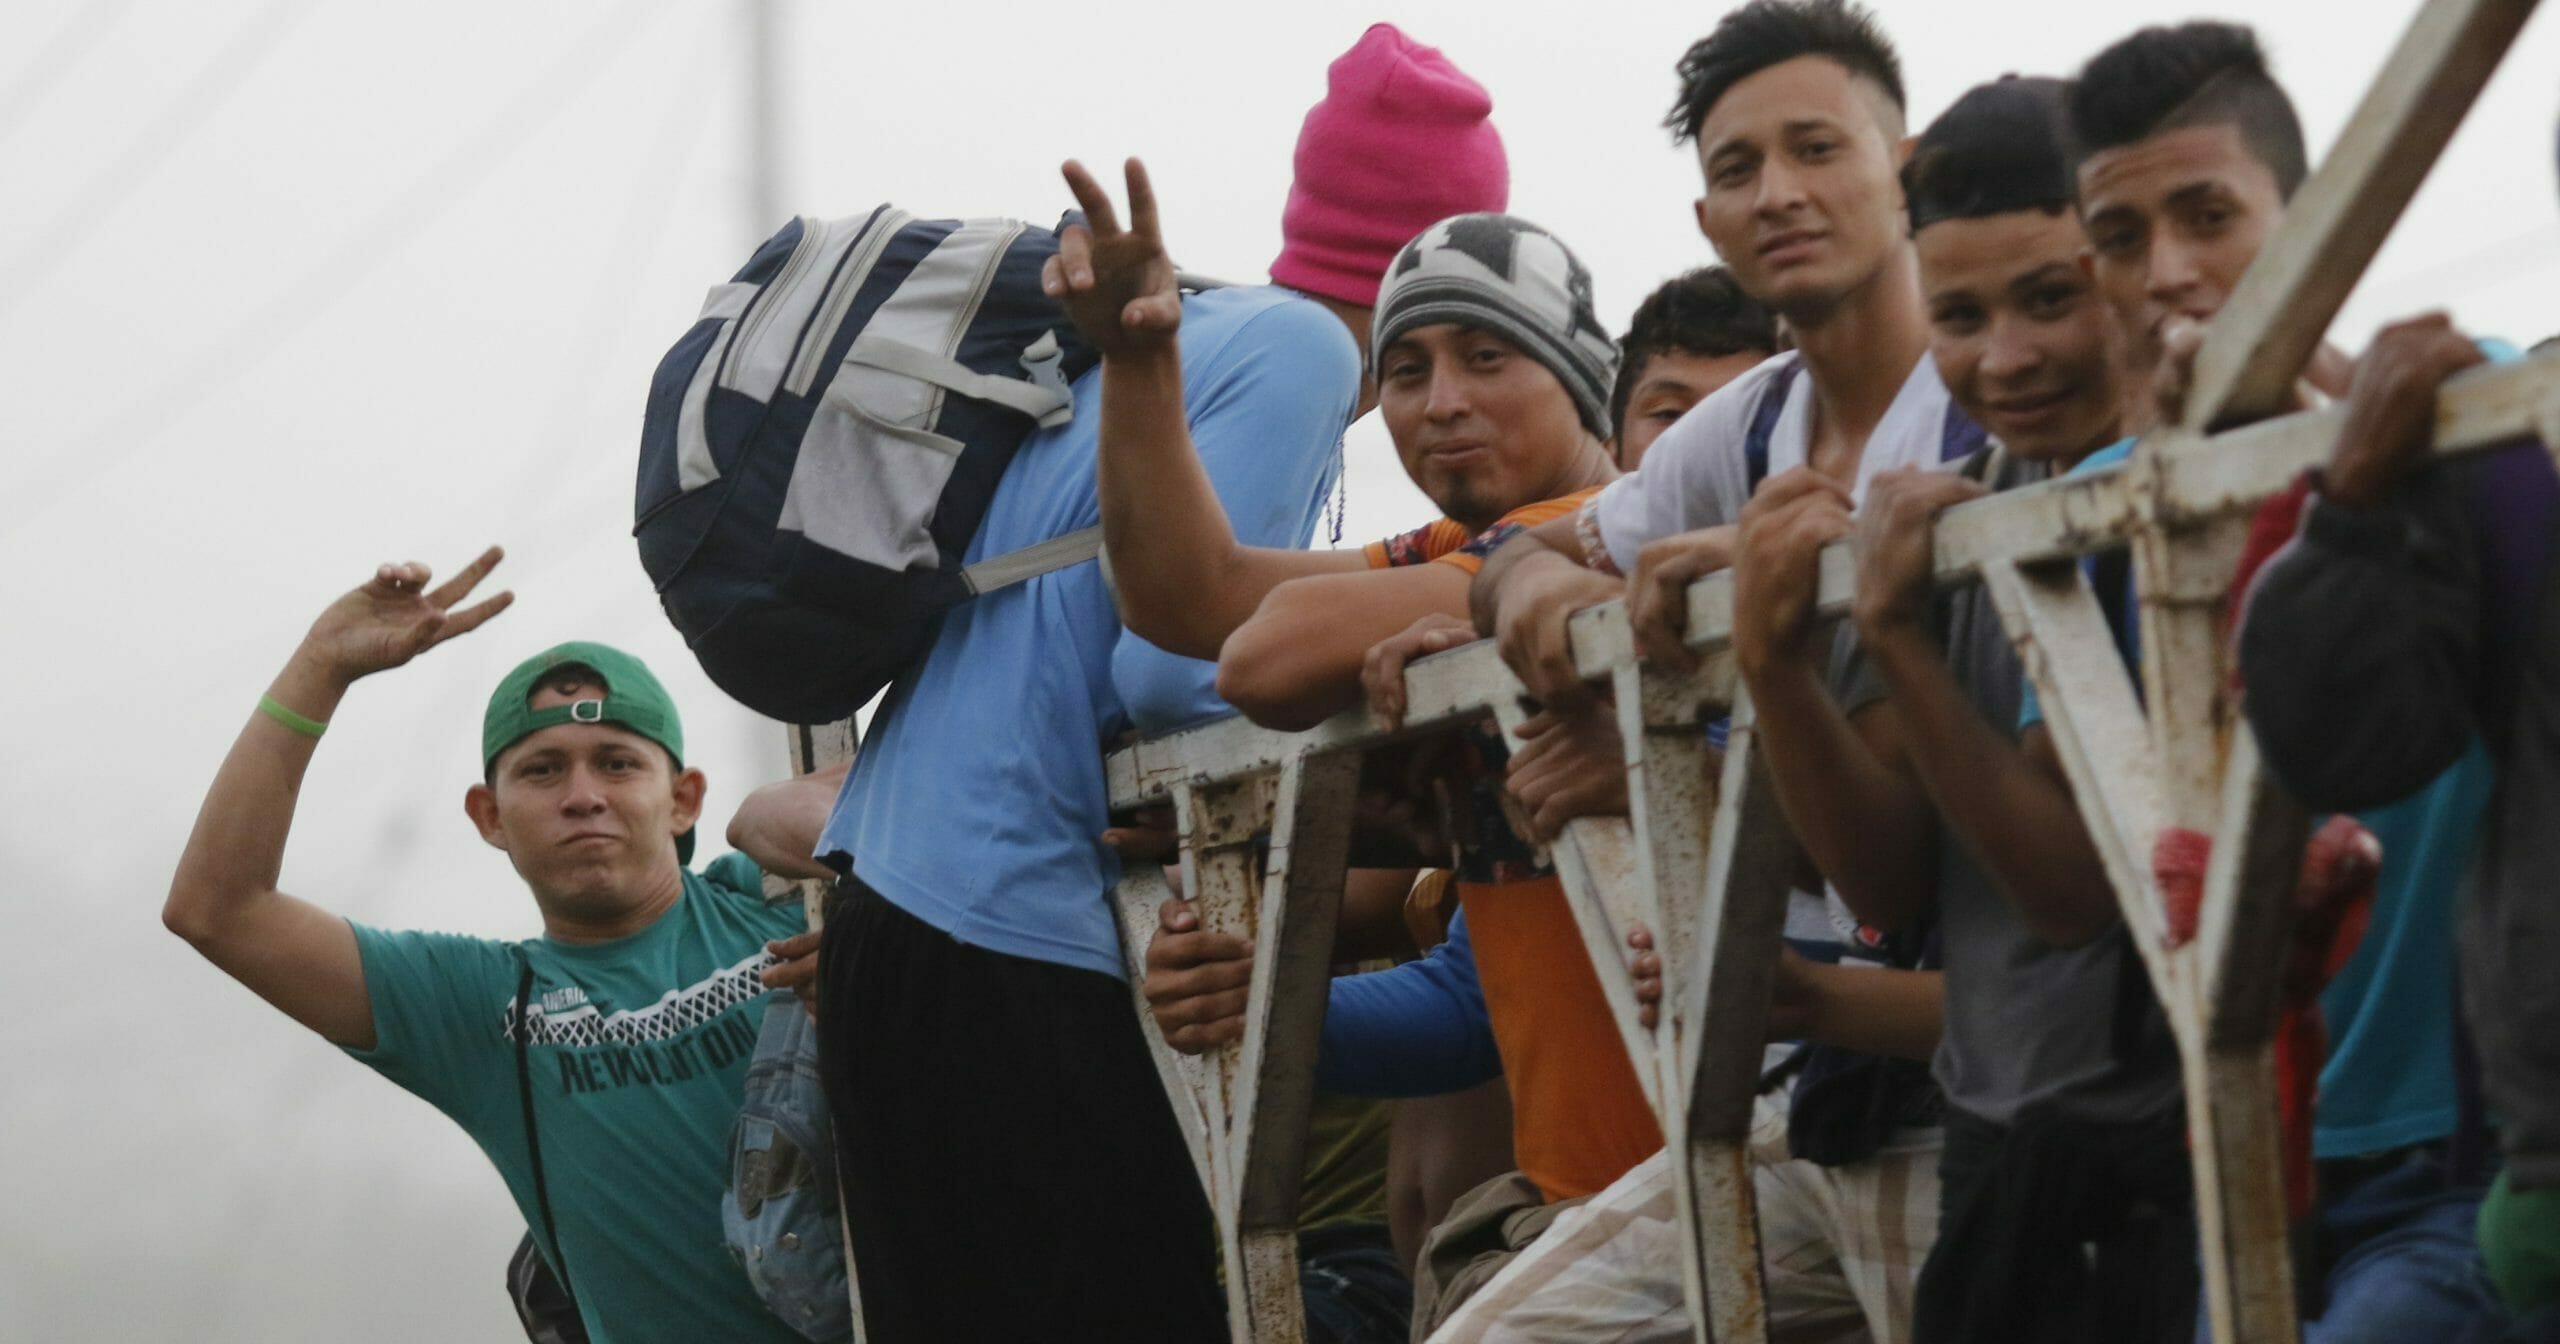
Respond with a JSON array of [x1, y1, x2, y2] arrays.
[[2, 1, 2552, 1338]]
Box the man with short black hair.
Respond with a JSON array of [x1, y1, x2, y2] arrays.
[[1444, 5, 1986, 1338], [1752, 76, 2198, 1344], [1608, 267, 1781, 469], [2055, 22, 2514, 1342], [2067, 21, 2347, 410], [164, 551, 824, 1344], [1471, 0, 1959, 704]]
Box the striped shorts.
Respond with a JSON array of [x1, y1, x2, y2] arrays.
[[1427, 1091, 1942, 1343]]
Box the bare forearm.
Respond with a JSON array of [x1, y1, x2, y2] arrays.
[[1866, 630, 2118, 947], [1468, 523, 1590, 636], [1798, 965, 1942, 1062], [727, 762, 850, 881], [1218, 567, 1471, 731], [1337, 868, 1423, 963], [166, 648, 374, 1046], [166, 651, 346, 937], [1746, 658, 1935, 932], [1096, 350, 1349, 657]]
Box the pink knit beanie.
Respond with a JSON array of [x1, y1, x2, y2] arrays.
[[1269, 24, 1509, 308]]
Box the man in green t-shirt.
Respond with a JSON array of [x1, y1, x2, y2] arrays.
[[164, 549, 820, 1344]]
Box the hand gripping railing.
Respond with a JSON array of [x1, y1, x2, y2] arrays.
[[1092, 2, 2555, 1340]]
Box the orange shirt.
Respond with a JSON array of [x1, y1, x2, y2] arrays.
[[1361, 487, 1605, 575], [1460, 875, 1663, 1202], [1363, 485, 1657, 1202]]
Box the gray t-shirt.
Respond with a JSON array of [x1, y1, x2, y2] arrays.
[[1837, 452, 2183, 1128]]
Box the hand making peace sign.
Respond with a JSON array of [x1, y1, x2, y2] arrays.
[[1043, 157, 1182, 359], [299, 546, 514, 688]]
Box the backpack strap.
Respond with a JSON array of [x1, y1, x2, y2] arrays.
[[514, 958, 576, 1301], [1940, 395, 1991, 464], [841, 333, 1076, 429], [960, 525, 1104, 595], [942, 267, 1240, 600], [1742, 359, 1804, 496]]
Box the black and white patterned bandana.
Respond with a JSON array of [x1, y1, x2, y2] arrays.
[[1372, 213, 1620, 437]]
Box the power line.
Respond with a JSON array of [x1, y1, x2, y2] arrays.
[[0, 0, 138, 152], [0, 0, 319, 320], [4, 4, 677, 535]]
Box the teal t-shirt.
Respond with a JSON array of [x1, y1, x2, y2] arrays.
[[346, 853, 807, 1344], [2317, 740, 2491, 1155]]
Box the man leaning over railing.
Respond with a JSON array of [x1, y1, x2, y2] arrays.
[[2039, 25, 2513, 1342], [2235, 107, 2560, 1321], [1458, 5, 1968, 1338], [1117, 207, 1641, 1333]]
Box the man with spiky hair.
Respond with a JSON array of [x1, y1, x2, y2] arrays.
[[2051, 22, 2514, 1342], [1473, 0, 1967, 699], [2064, 20, 2352, 411], [1444, 3, 1994, 1338]]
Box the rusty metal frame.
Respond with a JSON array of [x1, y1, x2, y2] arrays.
[[1097, 343, 2560, 1342], [771, 3, 2555, 1339], [1096, 189, 2560, 1344]]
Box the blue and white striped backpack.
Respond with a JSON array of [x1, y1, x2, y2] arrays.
[[635, 206, 1105, 724]]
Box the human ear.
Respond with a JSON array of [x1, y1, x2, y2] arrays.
[[670, 768, 709, 838], [465, 783, 510, 851]]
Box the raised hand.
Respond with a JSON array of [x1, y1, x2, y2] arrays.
[[1044, 158, 1182, 359], [1626, 923, 1663, 1029], [298, 547, 512, 688], [2156, 315, 2348, 430]]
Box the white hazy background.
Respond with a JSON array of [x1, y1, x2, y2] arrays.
[[0, 1, 2550, 1338]]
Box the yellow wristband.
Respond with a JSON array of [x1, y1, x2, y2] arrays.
[[258, 694, 328, 738]]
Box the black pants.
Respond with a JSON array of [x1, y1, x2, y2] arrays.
[[1915, 1104, 2199, 1344], [817, 879, 1227, 1343]]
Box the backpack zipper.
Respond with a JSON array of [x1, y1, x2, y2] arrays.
[[719, 217, 826, 392], [783, 207, 914, 399], [948, 220, 1026, 361], [918, 220, 1027, 425]]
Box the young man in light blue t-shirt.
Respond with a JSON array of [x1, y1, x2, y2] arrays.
[[165, 553, 826, 1344], [792, 25, 1514, 1342]]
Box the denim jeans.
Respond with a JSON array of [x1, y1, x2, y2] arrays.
[[2194, 1146, 2506, 1343], [2303, 1147, 2506, 1343]]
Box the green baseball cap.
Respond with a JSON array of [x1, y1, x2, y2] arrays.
[[482, 641, 693, 863]]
